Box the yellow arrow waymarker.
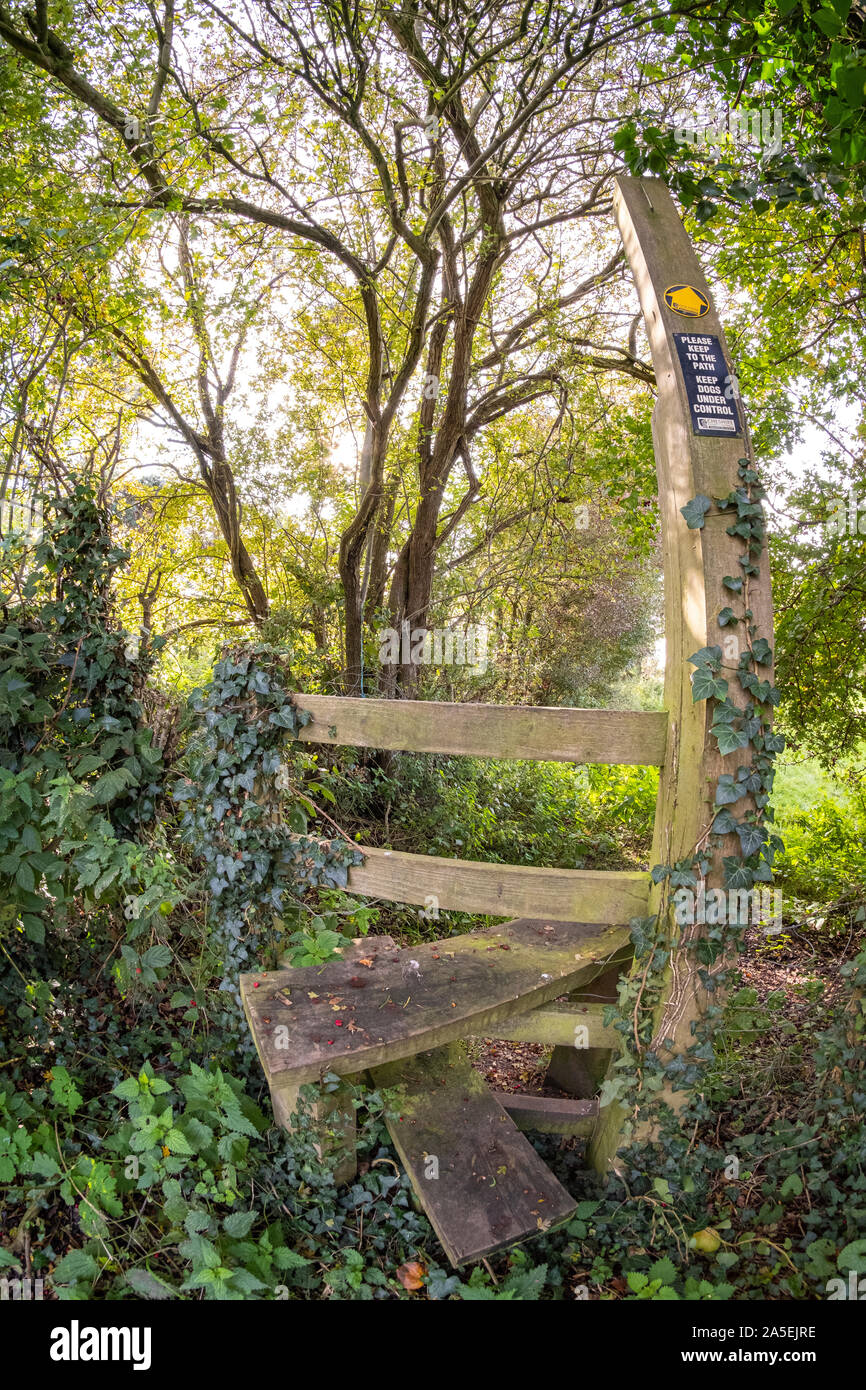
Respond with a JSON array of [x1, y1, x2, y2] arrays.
[[663, 283, 709, 317]]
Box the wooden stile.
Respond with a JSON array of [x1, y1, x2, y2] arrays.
[[242, 172, 775, 1265]]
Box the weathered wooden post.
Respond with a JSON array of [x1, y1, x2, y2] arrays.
[[588, 175, 774, 1174]]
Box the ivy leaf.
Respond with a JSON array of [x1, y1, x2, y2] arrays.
[[736, 822, 767, 857], [688, 646, 723, 670], [712, 809, 738, 835], [751, 638, 773, 665], [680, 494, 712, 528], [714, 726, 750, 756], [723, 857, 754, 890], [722, 575, 743, 593], [714, 774, 745, 806], [717, 607, 738, 627], [692, 669, 727, 702]]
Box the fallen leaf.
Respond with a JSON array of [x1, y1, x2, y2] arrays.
[[358, 958, 374, 969], [396, 1259, 427, 1292]]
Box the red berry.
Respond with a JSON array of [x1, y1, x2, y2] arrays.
[[335, 1019, 343, 1026]]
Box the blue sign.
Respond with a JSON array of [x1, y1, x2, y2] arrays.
[[673, 333, 742, 438]]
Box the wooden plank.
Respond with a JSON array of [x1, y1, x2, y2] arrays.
[[474, 1001, 618, 1049], [267, 942, 398, 1184], [493, 1092, 598, 1137], [342, 845, 649, 923], [293, 694, 668, 765], [588, 175, 776, 1174], [241, 917, 631, 1088], [371, 1044, 576, 1266], [547, 959, 623, 1099]]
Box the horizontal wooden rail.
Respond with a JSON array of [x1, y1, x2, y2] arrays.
[[473, 1001, 619, 1050], [494, 1092, 597, 1137], [292, 694, 667, 765], [343, 846, 650, 923]]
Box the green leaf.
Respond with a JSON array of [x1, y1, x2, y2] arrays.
[[680, 494, 712, 528], [223, 1209, 256, 1238], [692, 669, 728, 703], [113, 1077, 142, 1101], [53, 1249, 99, 1283], [90, 767, 135, 805], [126, 1267, 177, 1299], [780, 1173, 803, 1200], [50, 1066, 83, 1116], [714, 725, 750, 756], [165, 1127, 193, 1155], [838, 1240, 866, 1274], [648, 1256, 678, 1285], [14, 860, 35, 892], [141, 944, 172, 969]]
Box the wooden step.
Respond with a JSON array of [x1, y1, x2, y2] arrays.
[[494, 1092, 598, 1136], [371, 1044, 576, 1266], [241, 918, 630, 1090], [474, 1000, 619, 1049], [337, 845, 649, 922], [268, 937, 399, 1185], [293, 694, 668, 765]]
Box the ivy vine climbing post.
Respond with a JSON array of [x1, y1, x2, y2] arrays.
[[588, 176, 777, 1174]]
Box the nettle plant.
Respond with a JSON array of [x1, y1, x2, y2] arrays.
[[606, 458, 785, 1153], [173, 647, 362, 1020]]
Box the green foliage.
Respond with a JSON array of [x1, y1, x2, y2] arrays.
[[0, 486, 172, 951], [0, 1059, 434, 1301], [615, 2, 866, 217], [173, 648, 361, 1012], [775, 795, 866, 900], [335, 752, 657, 880]]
